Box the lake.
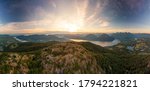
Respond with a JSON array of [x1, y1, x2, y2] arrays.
[[70, 39, 120, 47]]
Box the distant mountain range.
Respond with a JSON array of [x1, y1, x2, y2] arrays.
[[83, 34, 115, 41], [83, 32, 135, 42], [83, 34, 97, 40], [82, 32, 150, 42], [1, 32, 150, 43], [111, 32, 135, 41], [16, 35, 66, 42], [1, 32, 150, 51]]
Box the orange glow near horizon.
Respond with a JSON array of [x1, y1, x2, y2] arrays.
[[0, 0, 150, 34]]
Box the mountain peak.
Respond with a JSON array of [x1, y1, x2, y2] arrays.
[[41, 42, 103, 74]]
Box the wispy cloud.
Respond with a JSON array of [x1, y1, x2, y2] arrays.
[[0, 0, 110, 34], [2, 0, 149, 34], [99, 19, 110, 27]]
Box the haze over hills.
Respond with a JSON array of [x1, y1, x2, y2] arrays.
[[82, 34, 115, 42], [16, 35, 67, 42], [0, 32, 150, 74], [112, 32, 135, 41], [97, 34, 115, 42]]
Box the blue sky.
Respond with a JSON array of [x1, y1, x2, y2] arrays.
[[0, 0, 150, 34]]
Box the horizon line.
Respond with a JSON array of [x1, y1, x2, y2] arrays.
[[1, 32, 150, 35]]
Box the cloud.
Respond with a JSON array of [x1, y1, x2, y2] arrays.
[[51, 1, 57, 8], [0, 0, 149, 34], [0, 0, 112, 34], [0, 19, 54, 34], [75, 0, 89, 27], [83, 0, 109, 28], [99, 20, 110, 27]]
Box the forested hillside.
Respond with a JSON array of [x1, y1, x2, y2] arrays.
[[0, 41, 150, 74]]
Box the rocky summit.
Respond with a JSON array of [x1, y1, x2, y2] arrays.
[[0, 42, 104, 74]]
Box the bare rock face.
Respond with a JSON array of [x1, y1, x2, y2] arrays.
[[41, 42, 103, 74]]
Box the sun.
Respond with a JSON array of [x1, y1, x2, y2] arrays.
[[58, 20, 83, 32], [60, 22, 80, 32], [66, 23, 78, 32]]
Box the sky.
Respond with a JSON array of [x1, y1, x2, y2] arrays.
[[0, 0, 150, 34]]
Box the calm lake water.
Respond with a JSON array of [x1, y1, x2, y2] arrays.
[[70, 39, 120, 47]]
